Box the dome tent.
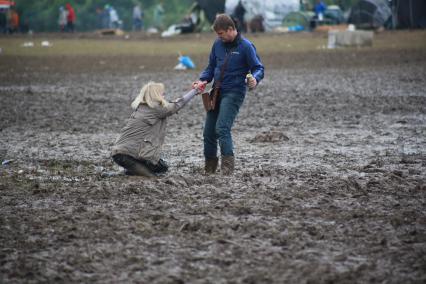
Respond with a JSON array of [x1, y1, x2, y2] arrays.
[[282, 11, 315, 30], [349, 0, 392, 29], [196, 0, 226, 24], [393, 0, 426, 29], [324, 5, 345, 25]]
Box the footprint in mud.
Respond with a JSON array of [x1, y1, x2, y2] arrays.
[[249, 131, 289, 143], [100, 171, 125, 178]]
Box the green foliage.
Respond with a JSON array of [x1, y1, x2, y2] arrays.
[[15, 0, 194, 32], [15, 0, 360, 32]]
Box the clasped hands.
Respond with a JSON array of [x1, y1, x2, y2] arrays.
[[192, 76, 257, 93]]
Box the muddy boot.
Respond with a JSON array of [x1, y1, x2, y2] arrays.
[[205, 157, 218, 174], [131, 163, 156, 177], [113, 154, 155, 177], [221, 155, 234, 175]]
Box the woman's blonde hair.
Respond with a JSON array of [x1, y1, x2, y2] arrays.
[[131, 81, 170, 110]]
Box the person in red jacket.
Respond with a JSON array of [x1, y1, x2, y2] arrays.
[[9, 8, 20, 34], [65, 3, 76, 32]]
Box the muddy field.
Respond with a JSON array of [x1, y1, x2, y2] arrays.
[[1, 31, 426, 283]]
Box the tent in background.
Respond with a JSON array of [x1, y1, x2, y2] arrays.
[[348, 0, 391, 29], [226, 0, 300, 31], [0, 1, 15, 9], [196, 0, 226, 24], [324, 5, 345, 25], [282, 11, 315, 30], [392, 0, 426, 29], [194, 0, 301, 32]]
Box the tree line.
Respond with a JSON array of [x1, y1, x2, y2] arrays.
[[14, 0, 194, 32], [13, 0, 360, 32]]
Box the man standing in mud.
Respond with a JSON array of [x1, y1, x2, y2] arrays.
[[193, 14, 264, 175]]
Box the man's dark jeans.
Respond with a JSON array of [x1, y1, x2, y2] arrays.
[[203, 91, 245, 158]]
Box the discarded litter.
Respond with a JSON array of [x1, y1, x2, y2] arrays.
[[162, 25, 181, 38], [174, 54, 195, 70], [287, 25, 304, 32], [41, 41, 52, 47], [101, 171, 121, 178], [21, 42, 34, 47], [146, 27, 159, 34], [2, 159, 14, 166], [328, 30, 337, 49], [99, 29, 125, 36], [174, 63, 187, 70]]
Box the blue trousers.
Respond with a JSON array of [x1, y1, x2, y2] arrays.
[[203, 91, 245, 158]]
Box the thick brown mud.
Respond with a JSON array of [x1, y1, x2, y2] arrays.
[[1, 33, 425, 283]]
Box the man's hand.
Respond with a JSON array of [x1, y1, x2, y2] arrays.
[[246, 74, 257, 90], [192, 80, 207, 94]]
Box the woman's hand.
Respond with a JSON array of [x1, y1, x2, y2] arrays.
[[192, 80, 207, 94]]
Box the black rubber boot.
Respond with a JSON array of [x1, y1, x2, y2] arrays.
[[112, 154, 155, 177]]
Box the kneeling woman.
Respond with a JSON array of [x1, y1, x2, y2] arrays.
[[112, 81, 203, 177]]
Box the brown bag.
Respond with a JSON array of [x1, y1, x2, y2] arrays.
[[202, 87, 220, 111], [201, 48, 234, 112]]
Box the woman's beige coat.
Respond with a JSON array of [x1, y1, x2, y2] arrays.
[[111, 96, 189, 164]]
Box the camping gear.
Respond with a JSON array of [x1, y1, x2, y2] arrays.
[[329, 30, 374, 48], [392, 0, 426, 29], [195, 0, 300, 31], [196, 0, 226, 24], [226, 0, 300, 31], [282, 11, 315, 30], [349, 0, 391, 29], [0, 1, 15, 9], [324, 5, 345, 25]]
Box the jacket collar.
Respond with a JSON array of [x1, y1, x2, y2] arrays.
[[223, 32, 241, 50]]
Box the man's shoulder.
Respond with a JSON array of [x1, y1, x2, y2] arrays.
[[240, 36, 255, 47], [213, 38, 222, 47]]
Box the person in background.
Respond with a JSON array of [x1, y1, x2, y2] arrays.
[[95, 7, 103, 29], [232, 0, 246, 33], [310, 0, 327, 30], [153, 2, 164, 31], [0, 9, 6, 34], [58, 6, 67, 32], [314, 0, 327, 22], [101, 5, 110, 29], [132, 3, 144, 31], [65, 3, 76, 32], [111, 82, 206, 177], [192, 14, 264, 175], [109, 6, 120, 29], [8, 7, 19, 34]]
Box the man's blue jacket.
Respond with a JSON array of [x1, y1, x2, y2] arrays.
[[199, 34, 264, 95]]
